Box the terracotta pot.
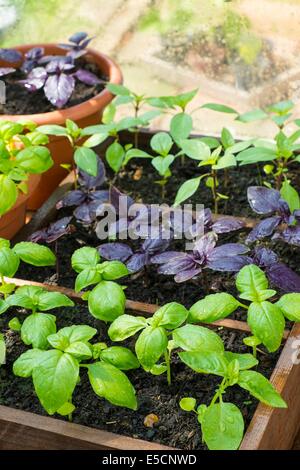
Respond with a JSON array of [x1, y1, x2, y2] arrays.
[[0, 174, 40, 239], [0, 44, 123, 209]]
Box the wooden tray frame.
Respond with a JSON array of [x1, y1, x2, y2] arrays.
[[1, 131, 300, 450]]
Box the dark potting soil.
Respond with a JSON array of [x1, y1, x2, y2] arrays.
[[0, 302, 281, 450], [0, 60, 106, 115]]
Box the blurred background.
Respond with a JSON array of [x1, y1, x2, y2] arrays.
[[1, 0, 300, 137]]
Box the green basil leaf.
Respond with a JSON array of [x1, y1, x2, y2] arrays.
[[88, 281, 126, 322], [74, 147, 98, 177], [173, 176, 201, 207], [123, 148, 152, 166], [64, 341, 93, 359], [247, 301, 285, 352], [150, 132, 173, 156], [0, 175, 18, 215], [0, 333, 6, 365], [135, 326, 168, 369], [36, 125, 69, 137], [100, 346, 139, 370], [170, 113, 192, 144], [13, 348, 45, 377], [221, 128, 235, 149], [151, 155, 174, 176], [236, 147, 277, 165], [173, 324, 224, 353], [201, 103, 237, 114], [236, 109, 268, 123], [21, 312, 56, 349], [37, 291, 74, 311], [212, 153, 236, 170], [151, 302, 189, 329], [15, 146, 53, 173], [0, 299, 10, 315], [236, 264, 269, 301], [47, 325, 97, 350], [101, 261, 129, 280], [202, 402, 244, 450], [280, 181, 300, 213], [0, 246, 20, 277], [106, 142, 125, 173], [0, 238, 10, 249], [88, 361, 137, 410], [238, 370, 287, 408], [106, 83, 131, 96], [108, 315, 147, 341], [179, 397, 196, 411], [189, 293, 239, 323], [179, 350, 228, 376], [7, 285, 43, 310], [84, 132, 108, 148], [180, 139, 211, 160], [32, 350, 79, 415], [277, 293, 300, 321], [13, 242, 56, 266], [71, 247, 100, 273], [56, 402, 75, 416], [75, 268, 102, 292], [171, 89, 198, 110], [224, 352, 258, 370]]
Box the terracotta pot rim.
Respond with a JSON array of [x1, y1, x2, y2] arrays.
[[0, 43, 122, 125]]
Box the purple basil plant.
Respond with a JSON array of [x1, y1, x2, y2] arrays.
[[99, 237, 170, 273], [57, 157, 109, 224], [29, 216, 75, 244], [59, 32, 94, 59], [247, 186, 300, 246], [151, 232, 251, 283], [0, 33, 101, 108], [253, 246, 300, 293]]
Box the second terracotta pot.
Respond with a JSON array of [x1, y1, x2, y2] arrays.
[[0, 44, 123, 209]]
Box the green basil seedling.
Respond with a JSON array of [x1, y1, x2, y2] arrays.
[[179, 350, 286, 450], [71, 247, 128, 322], [174, 128, 247, 213], [6, 285, 74, 349], [0, 121, 53, 216], [108, 302, 222, 385], [189, 264, 300, 353], [0, 238, 56, 309], [13, 325, 138, 416]]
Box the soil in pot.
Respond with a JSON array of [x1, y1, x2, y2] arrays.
[[1, 60, 107, 115], [0, 302, 281, 450]]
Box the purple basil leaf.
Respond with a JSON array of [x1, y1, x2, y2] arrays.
[[56, 190, 85, 209], [207, 255, 252, 272], [209, 243, 249, 259], [44, 73, 75, 108], [266, 262, 300, 293], [0, 67, 15, 77], [212, 217, 244, 234], [142, 237, 170, 254], [75, 69, 101, 85], [253, 246, 278, 268], [127, 253, 148, 272], [25, 47, 44, 60], [246, 216, 282, 243], [0, 48, 22, 63], [193, 232, 217, 258], [99, 242, 133, 262], [157, 255, 195, 275], [89, 190, 109, 203], [272, 225, 300, 247], [248, 186, 281, 214], [109, 186, 134, 213], [175, 267, 202, 283], [73, 200, 103, 224], [69, 32, 88, 44], [80, 37, 94, 49], [293, 209, 300, 221], [151, 251, 184, 264], [19, 66, 47, 91], [29, 216, 74, 243], [67, 49, 87, 60], [78, 156, 106, 189]]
